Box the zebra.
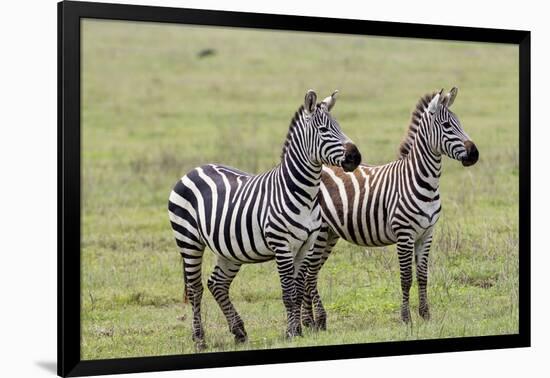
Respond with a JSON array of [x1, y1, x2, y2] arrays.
[[168, 90, 361, 348], [301, 88, 479, 330]]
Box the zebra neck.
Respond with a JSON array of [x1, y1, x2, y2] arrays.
[[279, 143, 323, 206], [406, 125, 442, 196]]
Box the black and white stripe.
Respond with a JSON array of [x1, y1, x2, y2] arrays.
[[302, 88, 479, 329], [168, 90, 361, 347]]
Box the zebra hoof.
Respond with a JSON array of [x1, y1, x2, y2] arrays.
[[286, 331, 302, 339], [233, 329, 248, 344], [419, 306, 431, 320], [285, 328, 302, 339], [194, 340, 208, 351], [401, 308, 411, 324], [315, 321, 327, 331], [302, 317, 315, 329]]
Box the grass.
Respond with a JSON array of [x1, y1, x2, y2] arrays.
[[80, 20, 519, 360]]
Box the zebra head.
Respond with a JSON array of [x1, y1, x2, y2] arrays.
[[427, 87, 479, 167], [303, 90, 361, 172]]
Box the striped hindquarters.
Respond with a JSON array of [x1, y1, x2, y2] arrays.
[[168, 164, 274, 263]]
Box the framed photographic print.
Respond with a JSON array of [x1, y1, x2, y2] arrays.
[[58, 0, 530, 376]]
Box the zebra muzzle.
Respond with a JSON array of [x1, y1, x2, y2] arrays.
[[342, 143, 361, 172], [461, 140, 479, 167]]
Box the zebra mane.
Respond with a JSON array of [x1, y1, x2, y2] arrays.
[[398, 92, 438, 159], [281, 105, 307, 160]]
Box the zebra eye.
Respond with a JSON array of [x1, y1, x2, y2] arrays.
[[442, 121, 452, 130], [319, 126, 329, 133]]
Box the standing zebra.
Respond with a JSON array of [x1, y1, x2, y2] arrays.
[[302, 88, 479, 329], [168, 90, 361, 348]]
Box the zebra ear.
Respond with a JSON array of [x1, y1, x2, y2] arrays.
[[321, 90, 339, 111], [447, 87, 458, 107], [304, 90, 317, 114], [428, 93, 441, 114]]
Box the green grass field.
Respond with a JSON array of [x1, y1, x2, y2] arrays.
[[80, 20, 519, 360]]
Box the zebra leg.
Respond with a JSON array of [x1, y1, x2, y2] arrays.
[[292, 262, 307, 337], [303, 228, 338, 330], [292, 241, 314, 337], [313, 232, 338, 330], [180, 248, 207, 349], [169, 194, 208, 348], [396, 235, 415, 323], [415, 230, 433, 320], [207, 258, 247, 343], [275, 248, 301, 338], [301, 254, 316, 329], [303, 269, 325, 330]]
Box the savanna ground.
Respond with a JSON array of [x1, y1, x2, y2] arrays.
[[81, 20, 519, 359]]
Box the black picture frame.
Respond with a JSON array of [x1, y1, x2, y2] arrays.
[[58, 1, 531, 376]]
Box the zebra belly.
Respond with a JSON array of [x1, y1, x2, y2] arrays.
[[203, 231, 275, 263], [320, 200, 398, 247], [319, 213, 392, 246], [329, 220, 398, 247]]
